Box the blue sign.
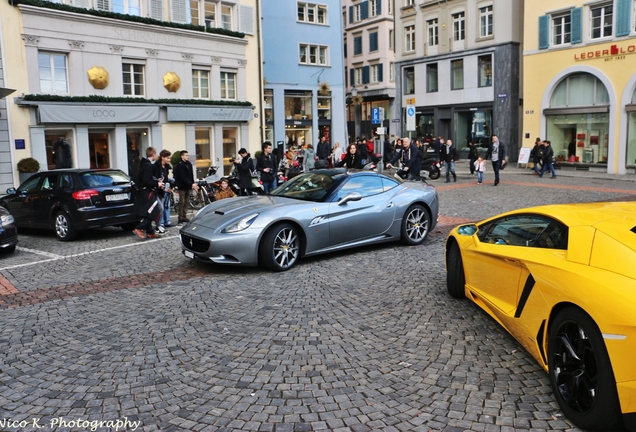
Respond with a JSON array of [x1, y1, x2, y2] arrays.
[[407, 107, 415, 116], [15, 139, 25, 150], [371, 108, 381, 124]]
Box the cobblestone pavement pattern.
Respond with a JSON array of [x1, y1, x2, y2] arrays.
[[0, 165, 635, 432]]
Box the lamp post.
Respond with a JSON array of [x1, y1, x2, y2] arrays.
[[351, 86, 357, 97]]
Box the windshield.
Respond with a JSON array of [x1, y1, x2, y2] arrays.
[[78, 170, 130, 188], [271, 170, 346, 201]]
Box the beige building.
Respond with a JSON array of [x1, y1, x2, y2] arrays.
[[0, 0, 262, 189]]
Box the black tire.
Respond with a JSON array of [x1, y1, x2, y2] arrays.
[[259, 223, 300, 271], [54, 211, 77, 241], [400, 204, 430, 246], [120, 222, 139, 231], [0, 245, 16, 254], [548, 307, 623, 431], [429, 166, 441, 180], [446, 241, 466, 298]]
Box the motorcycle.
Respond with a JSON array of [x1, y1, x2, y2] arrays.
[[228, 162, 265, 196], [394, 169, 428, 183], [420, 155, 441, 180]]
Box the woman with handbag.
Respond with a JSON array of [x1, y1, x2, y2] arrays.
[[233, 148, 255, 196]]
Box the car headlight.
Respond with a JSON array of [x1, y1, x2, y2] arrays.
[[1, 214, 15, 226], [222, 213, 259, 233]]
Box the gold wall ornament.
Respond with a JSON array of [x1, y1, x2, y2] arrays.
[[318, 81, 331, 96], [87, 66, 109, 89], [352, 94, 363, 105], [163, 72, 181, 92]]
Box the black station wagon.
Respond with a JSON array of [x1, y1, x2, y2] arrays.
[[0, 169, 140, 241]]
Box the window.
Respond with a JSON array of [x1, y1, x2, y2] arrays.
[[336, 176, 384, 201], [122, 63, 144, 96], [478, 55, 492, 87], [189, 0, 215, 28], [354, 67, 363, 86], [113, 0, 140, 15], [389, 62, 395, 82], [220, 4, 232, 30], [354, 35, 363, 55], [389, 29, 394, 50], [38, 52, 68, 94], [453, 12, 465, 41], [220, 71, 236, 100], [426, 63, 438, 93], [404, 66, 414, 94], [550, 73, 609, 107], [479, 5, 493, 38], [297, 2, 328, 24], [369, 31, 379, 52], [369, 0, 378, 17], [590, 3, 612, 39], [299, 44, 329, 65], [370, 64, 381, 83], [192, 69, 209, 99], [404, 24, 415, 53], [451, 59, 463, 90], [477, 215, 568, 249], [553, 14, 571, 45], [405, 0, 413, 6], [354, 3, 362, 22], [427, 18, 439, 47], [388, 0, 392, 14]]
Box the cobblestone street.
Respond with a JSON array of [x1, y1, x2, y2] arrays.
[[0, 166, 634, 432]]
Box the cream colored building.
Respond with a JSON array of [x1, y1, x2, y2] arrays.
[[524, 0, 636, 174], [0, 0, 262, 189]]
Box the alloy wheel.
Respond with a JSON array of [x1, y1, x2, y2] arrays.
[[273, 227, 299, 269], [405, 207, 429, 242]]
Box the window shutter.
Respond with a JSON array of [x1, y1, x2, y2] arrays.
[[570, 7, 582, 44], [376, 0, 381, 15], [369, 32, 378, 51], [354, 36, 362, 55], [350, 68, 355, 86], [170, 0, 188, 23], [72, 0, 90, 9], [344, 42, 347, 58], [362, 65, 370, 84], [361, 1, 369, 20], [616, 0, 631, 37], [96, 0, 110, 11], [149, 0, 163, 20], [349, 5, 353, 23], [538, 15, 549, 49], [378, 63, 383, 82], [239, 5, 254, 34]]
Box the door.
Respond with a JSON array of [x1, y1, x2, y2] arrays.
[[29, 172, 59, 227], [5, 174, 42, 226], [328, 175, 395, 246]]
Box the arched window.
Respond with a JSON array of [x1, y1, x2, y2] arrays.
[[550, 73, 609, 107]]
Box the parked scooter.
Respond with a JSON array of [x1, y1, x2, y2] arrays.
[[227, 164, 265, 196], [420, 155, 441, 180]]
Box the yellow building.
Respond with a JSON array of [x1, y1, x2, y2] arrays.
[[524, 0, 636, 174]]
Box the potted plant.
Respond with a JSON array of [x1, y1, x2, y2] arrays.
[[17, 157, 40, 184]]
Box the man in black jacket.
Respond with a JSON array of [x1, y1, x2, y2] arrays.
[[441, 139, 458, 183], [174, 150, 198, 223], [485, 134, 507, 186], [316, 136, 331, 165], [256, 142, 278, 195], [386, 137, 422, 180], [133, 146, 164, 239]]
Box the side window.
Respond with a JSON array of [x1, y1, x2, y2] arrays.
[[381, 177, 399, 192], [477, 215, 568, 249], [59, 174, 72, 189], [336, 176, 384, 201], [40, 174, 59, 191], [18, 175, 42, 193]]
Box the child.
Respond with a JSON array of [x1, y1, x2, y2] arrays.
[[474, 155, 486, 185]]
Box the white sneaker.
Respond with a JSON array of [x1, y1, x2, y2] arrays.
[[156, 226, 166, 234]]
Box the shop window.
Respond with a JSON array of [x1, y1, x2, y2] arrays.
[[627, 111, 636, 167], [546, 114, 608, 164], [426, 63, 438, 93], [222, 128, 238, 176], [284, 91, 313, 120], [126, 128, 149, 176], [455, 109, 492, 150], [123, 63, 144, 96], [220, 70, 236, 100], [404, 66, 414, 94], [478, 55, 492, 87], [550, 73, 609, 107], [45, 130, 74, 170], [318, 95, 331, 120], [89, 132, 111, 169], [416, 113, 435, 142], [195, 127, 212, 179], [451, 59, 463, 90], [38, 52, 68, 95]]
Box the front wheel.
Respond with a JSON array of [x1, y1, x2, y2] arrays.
[[259, 223, 300, 271], [54, 211, 77, 241], [446, 241, 466, 298], [548, 307, 623, 431], [400, 204, 430, 246], [429, 166, 441, 180]]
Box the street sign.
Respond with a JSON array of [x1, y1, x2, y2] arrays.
[[371, 108, 381, 124], [376, 127, 386, 135], [406, 105, 416, 131]]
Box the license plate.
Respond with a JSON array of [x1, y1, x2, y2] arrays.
[[106, 193, 129, 202], [184, 250, 194, 259]]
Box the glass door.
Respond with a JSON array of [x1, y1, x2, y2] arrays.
[[126, 128, 149, 175], [222, 127, 238, 176], [89, 132, 111, 169]]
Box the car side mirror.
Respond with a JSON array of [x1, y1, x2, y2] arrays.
[[338, 192, 362, 205], [6, 188, 16, 195], [457, 224, 477, 236]]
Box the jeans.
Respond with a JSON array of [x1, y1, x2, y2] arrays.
[[262, 178, 277, 195], [445, 161, 456, 182], [540, 162, 556, 178], [492, 160, 502, 184], [477, 171, 483, 183], [160, 192, 171, 226]]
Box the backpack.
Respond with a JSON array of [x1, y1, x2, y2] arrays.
[[537, 147, 545, 159]]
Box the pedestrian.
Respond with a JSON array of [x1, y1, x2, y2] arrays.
[[485, 134, 507, 186], [304, 144, 316, 171], [386, 137, 421, 180], [215, 177, 236, 201], [316, 136, 332, 165], [174, 150, 199, 224], [256, 141, 278, 194], [539, 140, 557, 179], [233, 148, 255, 196], [531, 137, 543, 175], [441, 139, 458, 183], [133, 146, 164, 239], [474, 154, 486, 185], [468, 140, 478, 175], [434, 135, 444, 160], [337, 143, 363, 169], [383, 136, 393, 166], [154, 149, 173, 234]]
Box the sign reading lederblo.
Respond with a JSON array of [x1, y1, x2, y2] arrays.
[[574, 44, 636, 61]]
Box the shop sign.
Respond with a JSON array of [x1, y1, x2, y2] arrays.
[[39, 105, 160, 124], [167, 106, 253, 122], [574, 44, 636, 61]]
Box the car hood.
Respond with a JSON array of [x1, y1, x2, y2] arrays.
[[188, 195, 305, 230]]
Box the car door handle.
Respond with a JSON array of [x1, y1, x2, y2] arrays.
[[386, 202, 394, 208], [504, 258, 518, 264]]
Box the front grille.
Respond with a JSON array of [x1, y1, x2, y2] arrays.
[[181, 234, 210, 253]]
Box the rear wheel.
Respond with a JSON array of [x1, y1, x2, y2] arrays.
[[259, 223, 300, 271], [446, 241, 466, 298], [548, 307, 623, 431], [400, 204, 430, 245], [429, 166, 441, 180], [54, 211, 77, 241]]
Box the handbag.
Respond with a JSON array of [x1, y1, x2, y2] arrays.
[[143, 190, 163, 222]]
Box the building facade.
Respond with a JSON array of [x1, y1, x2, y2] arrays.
[[0, 0, 262, 185], [261, 0, 346, 152], [394, 0, 523, 159], [524, 0, 636, 174], [343, 0, 396, 142]]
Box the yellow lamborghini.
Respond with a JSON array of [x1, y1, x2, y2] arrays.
[[445, 202, 636, 432]]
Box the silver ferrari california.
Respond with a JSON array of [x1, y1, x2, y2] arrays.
[[180, 169, 439, 271]]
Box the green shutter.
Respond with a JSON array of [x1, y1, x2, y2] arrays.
[[362, 66, 370, 84], [616, 0, 631, 37], [570, 7, 582, 44], [369, 32, 378, 51], [378, 63, 383, 82], [361, 1, 369, 19], [349, 5, 353, 23], [354, 36, 362, 55], [376, 0, 381, 15], [538, 15, 549, 49], [350, 68, 355, 86]]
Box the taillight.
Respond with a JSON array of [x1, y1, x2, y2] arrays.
[[72, 189, 99, 200]]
